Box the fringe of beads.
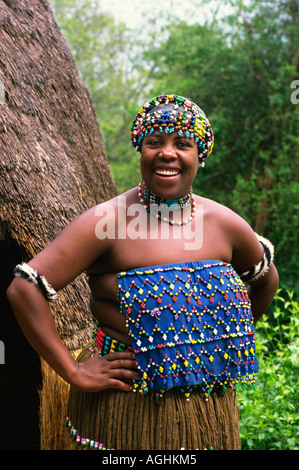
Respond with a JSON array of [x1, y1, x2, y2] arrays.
[[66, 417, 114, 450]]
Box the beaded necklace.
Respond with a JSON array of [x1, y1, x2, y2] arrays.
[[137, 179, 196, 226]]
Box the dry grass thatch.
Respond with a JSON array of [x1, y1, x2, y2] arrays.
[[0, 0, 118, 449], [0, 0, 117, 347]]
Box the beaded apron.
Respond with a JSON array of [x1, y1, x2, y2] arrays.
[[117, 260, 259, 398]]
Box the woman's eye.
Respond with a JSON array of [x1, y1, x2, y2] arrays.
[[178, 141, 189, 148]]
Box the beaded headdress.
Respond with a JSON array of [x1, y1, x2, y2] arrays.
[[130, 94, 214, 163]]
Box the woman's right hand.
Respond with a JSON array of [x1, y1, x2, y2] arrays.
[[70, 348, 140, 392]]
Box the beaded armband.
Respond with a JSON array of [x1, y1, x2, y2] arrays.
[[13, 262, 60, 302], [240, 234, 274, 283]]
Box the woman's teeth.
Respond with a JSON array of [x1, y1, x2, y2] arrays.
[[155, 169, 180, 176]]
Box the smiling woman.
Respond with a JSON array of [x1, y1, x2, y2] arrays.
[[7, 93, 279, 450], [134, 94, 213, 205]]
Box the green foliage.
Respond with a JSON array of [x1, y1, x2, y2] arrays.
[[238, 290, 299, 450]]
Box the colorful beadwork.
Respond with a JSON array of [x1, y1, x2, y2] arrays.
[[138, 178, 193, 209], [65, 326, 130, 449], [65, 417, 115, 450], [130, 94, 214, 163], [117, 260, 258, 399], [93, 322, 129, 354], [138, 179, 196, 226]]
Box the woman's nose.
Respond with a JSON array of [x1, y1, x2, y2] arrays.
[[158, 143, 176, 158]]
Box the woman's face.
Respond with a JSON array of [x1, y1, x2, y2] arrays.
[[140, 130, 199, 200]]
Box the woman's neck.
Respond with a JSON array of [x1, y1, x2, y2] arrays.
[[138, 179, 193, 209], [137, 179, 196, 226]]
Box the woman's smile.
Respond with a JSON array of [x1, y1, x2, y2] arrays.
[[153, 167, 182, 177]]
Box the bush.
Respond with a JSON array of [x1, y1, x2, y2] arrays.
[[238, 290, 299, 450]]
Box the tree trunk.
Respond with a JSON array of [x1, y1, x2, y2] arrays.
[[0, 0, 117, 449]]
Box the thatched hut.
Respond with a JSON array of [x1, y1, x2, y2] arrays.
[[0, 0, 117, 449]]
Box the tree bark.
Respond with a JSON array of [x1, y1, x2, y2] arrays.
[[0, 0, 118, 449]]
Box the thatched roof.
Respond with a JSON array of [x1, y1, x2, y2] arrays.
[[0, 0, 118, 350]]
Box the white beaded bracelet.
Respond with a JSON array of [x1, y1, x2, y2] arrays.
[[13, 262, 60, 302]]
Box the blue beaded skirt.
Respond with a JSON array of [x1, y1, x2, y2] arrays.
[[117, 260, 259, 396]]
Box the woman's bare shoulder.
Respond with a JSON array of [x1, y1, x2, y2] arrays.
[[194, 194, 263, 271], [194, 194, 241, 223]]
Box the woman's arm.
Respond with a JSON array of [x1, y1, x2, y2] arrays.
[[6, 205, 139, 392], [246, 263, 279, 323], [229, 212, 279, 322]]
